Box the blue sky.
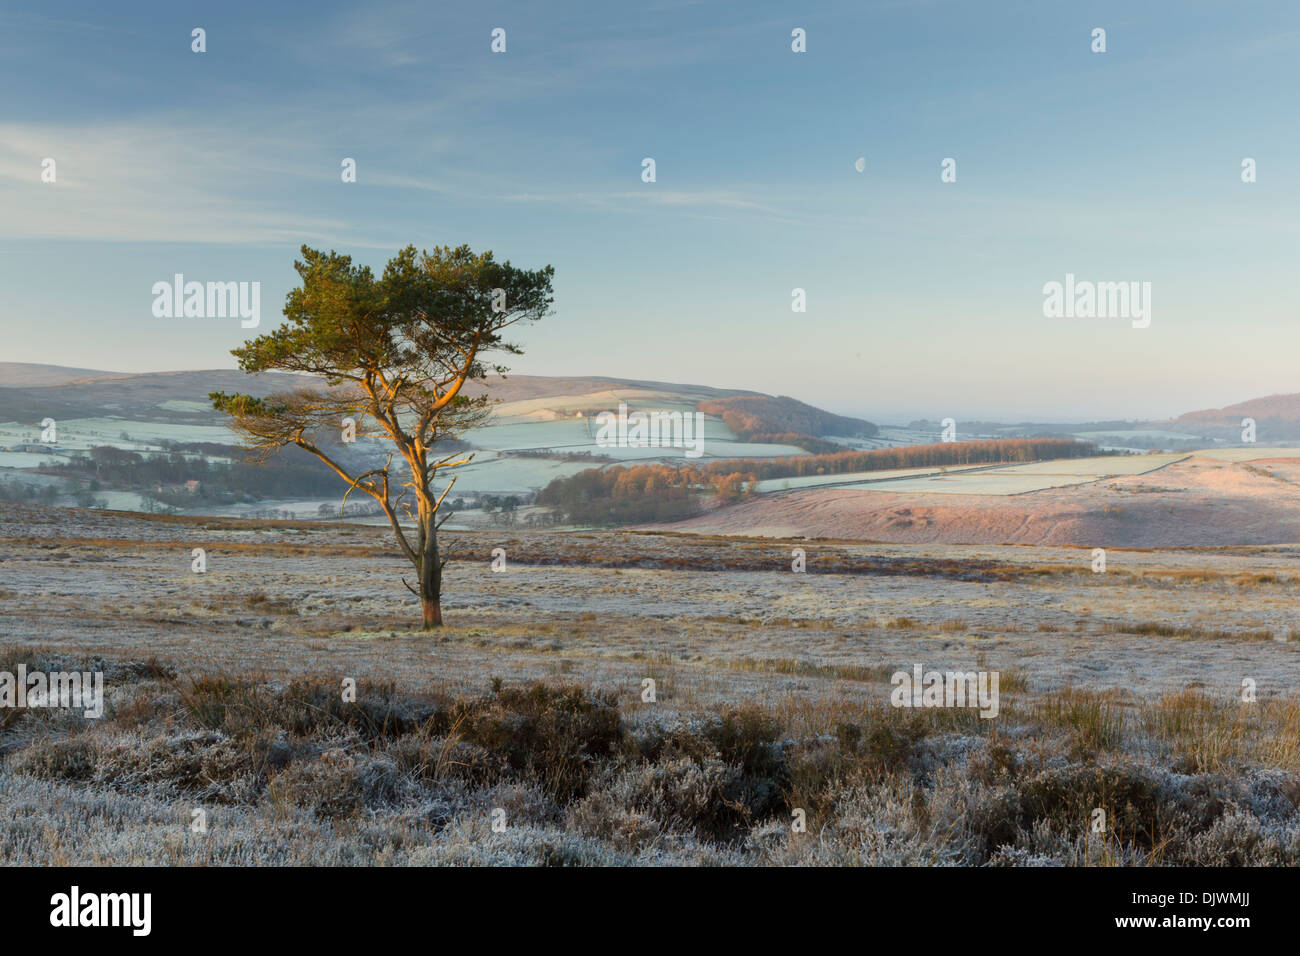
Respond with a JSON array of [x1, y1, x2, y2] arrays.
[[1, 0, 1297, 421]]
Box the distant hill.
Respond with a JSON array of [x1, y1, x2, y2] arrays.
[[1177, 393, 1300, 425], [0, 364, 850, 430], [0, 362, 133, 387], [698, 394, 877, 439], [1175, 393, 1300, 440], [0, 367, 320, 424], [459, 374, 753, 404]]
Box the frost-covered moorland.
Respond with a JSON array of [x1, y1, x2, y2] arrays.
[[2, 503, 1299, 865]]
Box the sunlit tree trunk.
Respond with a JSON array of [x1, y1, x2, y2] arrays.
[[418, 499, 443, 629]]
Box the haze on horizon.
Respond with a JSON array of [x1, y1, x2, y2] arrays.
[[1, 0, 1297, 423]]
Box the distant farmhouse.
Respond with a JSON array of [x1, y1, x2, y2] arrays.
[[155, 480, 202, 495]]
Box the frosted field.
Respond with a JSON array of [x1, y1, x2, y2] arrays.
[[0, 423, 47, 445], [751, 454, 1198, 499], [810, 454, 1188, 496], [462, 418, 593, 450], [4, 504, 1300, 867], [154, 400, 213, 413], [94, 490, 154, 510], [1074, 429, 1212, 441], [872, 427, 944, 445], [0, 418, 237, 450], [4, 505, 1299, 696], [1199, 447, 1300, 462], [0, 466, 62, 488], [694, 441, 809, 459], [0, 451, 55, 468], [756, 466, 959, 493], [420, 452, 597, 495], [840, 472, 1112, 495], [988, 454, 1186, 476]]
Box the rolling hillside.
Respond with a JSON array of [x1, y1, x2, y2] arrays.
[[0, 362, 134, 387], [1175, 393, 1300, 439]]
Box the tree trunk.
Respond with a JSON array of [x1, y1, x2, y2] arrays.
[[419, 507, 443, 630], [421, 594, 442, 629]]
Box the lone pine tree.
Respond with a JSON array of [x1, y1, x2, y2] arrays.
[[211, 244, 554, 628]]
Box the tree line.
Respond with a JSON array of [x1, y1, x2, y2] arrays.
[[536, 463, 757, 525], [536, 438, 1098, 525], [699, 437, 1099, 481], [49, 445, 345, 502]]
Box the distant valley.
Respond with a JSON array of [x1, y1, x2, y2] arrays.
[[1, 363, 1298, 546]]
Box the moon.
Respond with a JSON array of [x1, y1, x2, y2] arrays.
[[854, 156, 865, 173]]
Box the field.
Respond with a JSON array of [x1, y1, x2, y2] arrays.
[[662, 453, 1300, 546], [2, 502, 1299, 865], [749, 454, 1192, 496]]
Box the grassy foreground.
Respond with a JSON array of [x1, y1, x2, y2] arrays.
[[2, 644, 1298, 866]]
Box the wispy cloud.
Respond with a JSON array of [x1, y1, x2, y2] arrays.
[[502, 188, 780, 212], [0, 119, 372, 245]]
